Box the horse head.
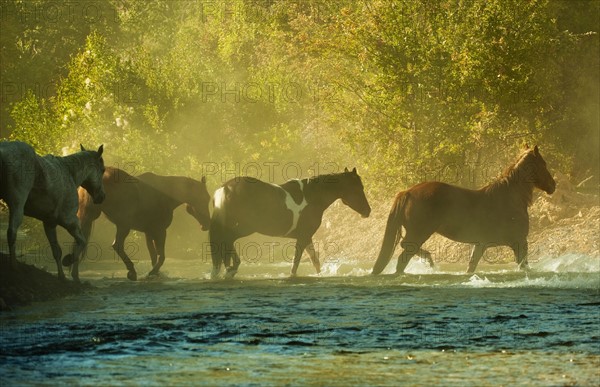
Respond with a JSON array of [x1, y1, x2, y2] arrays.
[[522, 145, 556, 194], [340, 167, 371, 218], [185, 175, 211, 231], [79, 144, 106, 204]]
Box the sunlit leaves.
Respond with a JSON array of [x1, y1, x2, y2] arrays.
[[4, 0, 598, 185]]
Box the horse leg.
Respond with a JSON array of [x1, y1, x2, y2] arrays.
[[395, 229, 432, 274], [209, 221, 229, 280], [306, 241, 320, 274], [290, 239, 310, 277], [62, 216, 96, 268], [418, 248, 434, 268], [6, 203, 24, 270], [63, 221, 87, 283], [112, 227, 137, 281], [43, 222, 65, 281], [145, 233, 158, 267], [78, 217, 94, 262], [148, 229, 166, 277], [511, 241, 529, 271], [224, 239, 240, 279], [395, 249, 418, 274], [466, 244, 486, 273], [395, 239, 425, 274]]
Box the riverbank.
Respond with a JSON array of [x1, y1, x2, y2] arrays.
[[0, 255, 89, 311]]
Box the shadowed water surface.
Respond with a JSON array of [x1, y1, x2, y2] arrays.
[[1, 255, 599, 386]]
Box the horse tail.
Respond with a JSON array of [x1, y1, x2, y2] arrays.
[[209, 186, 228, 279], [372, 192, 409, 275]]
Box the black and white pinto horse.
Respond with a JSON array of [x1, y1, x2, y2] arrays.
[[0, 141, 105, 281], [209, 168, 371, 279]]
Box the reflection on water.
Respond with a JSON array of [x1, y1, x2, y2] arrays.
[[1, 254, 599, 385]]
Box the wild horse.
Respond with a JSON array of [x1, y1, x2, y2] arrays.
[[210, 168, 371, 279], [372, 145, 556, 275], [75, 166, 211, 280], [0, 141, 105, 281]]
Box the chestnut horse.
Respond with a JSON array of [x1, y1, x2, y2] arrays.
[[210, 168, 371, 279], [372, 146, 556, 275], [74, 167, 210, 280]]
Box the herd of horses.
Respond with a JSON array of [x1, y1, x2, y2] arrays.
[[0, 140, 556, 282]]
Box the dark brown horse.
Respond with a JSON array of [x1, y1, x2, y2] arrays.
[[210, 168, 371, 279], [372, 146, 556, 275], [73, 167, 211, 280]]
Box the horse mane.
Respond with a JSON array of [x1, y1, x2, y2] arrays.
[[302, 172, 355, 204], [60, 150, 101, 183], [305, 171, 357, 185], [482, 150, 535, 205], [307, 172, 336, 182], [138, 173, 204, 208]]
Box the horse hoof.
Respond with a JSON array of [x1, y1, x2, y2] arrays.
[[224, 269, 237, 280], [127, 271, 137, 281], [62, 254, 75, 267]]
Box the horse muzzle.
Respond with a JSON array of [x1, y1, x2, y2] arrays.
[[544, 180, 557, 195], [93, 192, 106, 204], [199, 218, 211, 231]]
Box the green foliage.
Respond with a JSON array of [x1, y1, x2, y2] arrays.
[[315, 0, 587, 187], [2, 0, 598, 189], [0, 0, 119, 134]]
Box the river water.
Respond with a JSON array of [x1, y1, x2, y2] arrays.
[[1, 254, 599, 386]]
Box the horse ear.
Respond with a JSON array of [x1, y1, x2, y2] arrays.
[[524, 143, 530, 150], [533, 145, 540, 155], [97, 144, 104, 156], [201, 176, 206, 184], [344, 167, 349, 172], [352, 167, 357, 174], [80, 144, 86, 151]]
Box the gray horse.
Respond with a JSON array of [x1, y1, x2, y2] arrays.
[[0, 141, 105, 281]]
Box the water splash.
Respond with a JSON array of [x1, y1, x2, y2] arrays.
[[533, 254, 600, 273], [319, 260, 344, 276], [461, 274, 493, 287], [405, 258, 437, 275]]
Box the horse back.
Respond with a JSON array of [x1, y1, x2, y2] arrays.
[[137, 172, 186, 207], [224, 177, 287, 205], [0, 141, 38, 201], [219, 177, 293, 236], [99, 167, 175, 231], [405, 181, 527, 243], [35, 155, 70, 190], [407, 181, 479, 209], [280, 179, 304, 205]]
